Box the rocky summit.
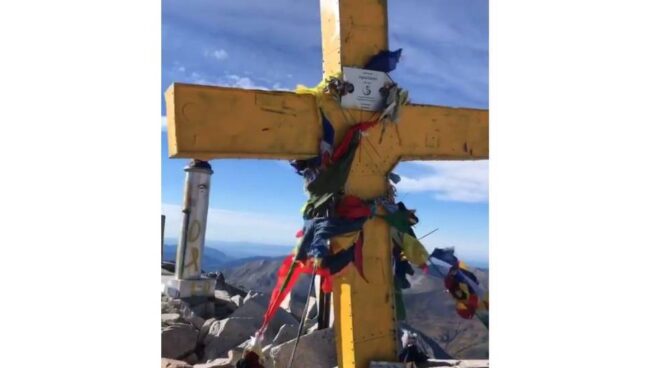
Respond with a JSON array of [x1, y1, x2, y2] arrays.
[[162, 260, 489, 368]]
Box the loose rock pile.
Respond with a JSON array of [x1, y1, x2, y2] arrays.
[[161, 272, 320, 368], [161, 271, 483, 368]]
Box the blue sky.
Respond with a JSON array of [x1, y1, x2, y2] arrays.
[[161, 0, 489, 264]]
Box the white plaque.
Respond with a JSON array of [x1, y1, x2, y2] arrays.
[[341, 67, 393, 111]]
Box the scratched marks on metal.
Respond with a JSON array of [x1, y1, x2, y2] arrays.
[[424, 132, 440, 149], [181, 102, 207, 127], [351, 140, 394, 176], [255, 93, 300, 117], [341, 67, 393, 111]]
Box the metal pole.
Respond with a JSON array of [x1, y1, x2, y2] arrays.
[[161, 215, 166, 261], [175, 159, 213, 280], [287, 265, 318, 368], [317, 279, 331, 330]]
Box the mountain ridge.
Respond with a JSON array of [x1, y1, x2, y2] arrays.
[[163, 239, 489, 268], [218, 257, 489, 359]]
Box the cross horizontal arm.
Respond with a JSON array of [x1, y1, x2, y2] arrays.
[[165, 83, 322, 160], [396, 104, 489, 161]]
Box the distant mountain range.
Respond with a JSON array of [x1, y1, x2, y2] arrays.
[[162, 244, 233, 272], [163, 238, 290, 258], [163, 238, 488, 269], [162, 240, 289, 272]]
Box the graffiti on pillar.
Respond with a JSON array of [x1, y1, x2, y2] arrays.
[[185, 219, 202, 274], [185, 247, 200, 273], [188, 220, 201, 242]]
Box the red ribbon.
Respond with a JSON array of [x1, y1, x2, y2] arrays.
[[259, 255, 332, 335], [336, 195, 372, 219], [332, 121, 377, 162]]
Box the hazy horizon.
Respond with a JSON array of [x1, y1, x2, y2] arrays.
[[162, 238, 489, 268]]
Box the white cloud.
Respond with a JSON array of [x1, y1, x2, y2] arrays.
[[212, 49, 228, 61], [396, 161, 488, 203], [162, 203, 299, 246], [227, 74, 256, 88], [184, 72, 272, 90], [161, 116, 167, 131], [225, 74, 270, 90], [163, 0, 487, 108]]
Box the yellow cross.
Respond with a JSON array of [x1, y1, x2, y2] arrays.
[[164, 1, 487, 367]]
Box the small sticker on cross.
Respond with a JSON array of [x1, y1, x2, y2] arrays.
[[340, 67, 394, 111]]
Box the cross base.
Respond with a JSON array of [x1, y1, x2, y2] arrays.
[[164, 278, 216, 299]]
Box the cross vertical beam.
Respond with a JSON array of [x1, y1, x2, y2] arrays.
[[320, 0, 389, 77], [320, 1, 398, 367]]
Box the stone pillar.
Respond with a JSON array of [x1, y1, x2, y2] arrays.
[[165, 160, 216, 304]]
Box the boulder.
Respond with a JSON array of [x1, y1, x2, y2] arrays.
[[272, 324, 297, 346], [426, 361, 458, 367], [162, 261, 176, 274], [161, 358, 192, 368], [280, 294, 316, 321], [306, 297, 318, 320], [216, 272, 226, 288], [369, 363, 406, 368], [218, 281, 248, 298], [203, 317, 259, 361], [162, 323, 199, 360], [199, 318, 217, 342], [193, 350, 239, 368], [425, 360, 487, 368], [243, 290, 259, 304], [214, 290, 233, 303], [162, 297, 183, 314], [214, 303, 236, 320], [231, 295, 243, 307], [305, 318, 319, 334], [398, 323, 451, 360], [192, 360, 233, 368], [270, 327, 336, 368], [230, 292, 298, 344], [183, 352, 199, 365], [177, 301, 207, 329], [260, 345, 275, 368], [185, 315, 206, 331], [190, 301, 216, 319], [162, 313, 182, 325], [369, 362, 461, 368], [162, 298, 205, 327]]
